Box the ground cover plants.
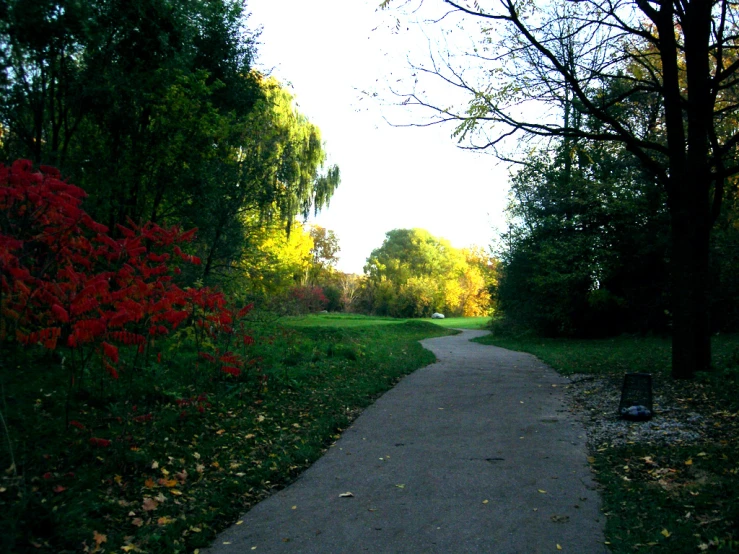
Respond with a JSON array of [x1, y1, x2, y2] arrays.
[[0, 161, 454, 553], [475, 332, 739, 553]]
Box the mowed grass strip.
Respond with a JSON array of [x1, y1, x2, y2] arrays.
[[284, 313, 491, 330], [282, 313, 409, 327], [0, 319, 452, 554], [427, 316, 492, 330], [474, 332, 739, 553], [473, 334, 673, 376]]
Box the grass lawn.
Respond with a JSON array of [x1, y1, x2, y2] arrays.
[[426, 316, 491, 330], [474, 332, 739, 553], [284, 313, 491, 330], [0, 318, 453, 553], [282, 313, 408, 327]]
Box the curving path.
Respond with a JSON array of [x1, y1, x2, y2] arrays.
[[204, 329, 608, 553]]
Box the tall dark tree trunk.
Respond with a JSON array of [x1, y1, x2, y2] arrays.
[[659, 0, 714, 379], [670, 180, 712, 379]]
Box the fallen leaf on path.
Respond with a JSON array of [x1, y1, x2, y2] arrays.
[[556, 545, 562, 551], [339, 492, 354, 497], [538, 489, 547, 493], [661, 529, 671, 538], [142, 498, 158, 511], [395, 484, 405, 489]]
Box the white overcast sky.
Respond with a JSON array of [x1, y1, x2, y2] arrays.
[[246, 0, 510, 274]]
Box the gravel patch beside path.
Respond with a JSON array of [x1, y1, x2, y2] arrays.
[[565, 372, 732, 449]]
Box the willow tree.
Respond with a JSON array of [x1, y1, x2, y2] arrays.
[[381, 0, 739, 378], [194, 75, 340, 285]]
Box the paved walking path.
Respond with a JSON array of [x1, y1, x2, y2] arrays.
[[205, 330, 607, 553]]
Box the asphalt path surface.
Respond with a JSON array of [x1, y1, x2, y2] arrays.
[[204, 329, 608, 553]]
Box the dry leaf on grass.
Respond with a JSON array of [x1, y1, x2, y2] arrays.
[[93, 531, 107, 546]]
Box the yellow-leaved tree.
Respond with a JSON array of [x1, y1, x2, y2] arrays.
[[238, 218, 314, 299], [362, 229, 498, 317]]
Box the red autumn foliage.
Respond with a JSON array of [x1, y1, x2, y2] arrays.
[[288, 286, 328, 314], [102, 342, 119, 364], [0, 160, 256, 389], [89, 437, 112, 448], [221, 366, 241, 377]]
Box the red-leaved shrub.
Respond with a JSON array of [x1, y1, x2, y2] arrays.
[[0, 160, 255, 408]]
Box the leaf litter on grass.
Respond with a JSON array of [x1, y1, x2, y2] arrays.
[[479, 333, 739, 553], [2, 320, 453, 553]]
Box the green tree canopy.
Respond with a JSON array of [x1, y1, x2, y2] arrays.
[[0, 1, 340, 292], [379, 0, 739, 378], [363, 228, 495, 317]]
